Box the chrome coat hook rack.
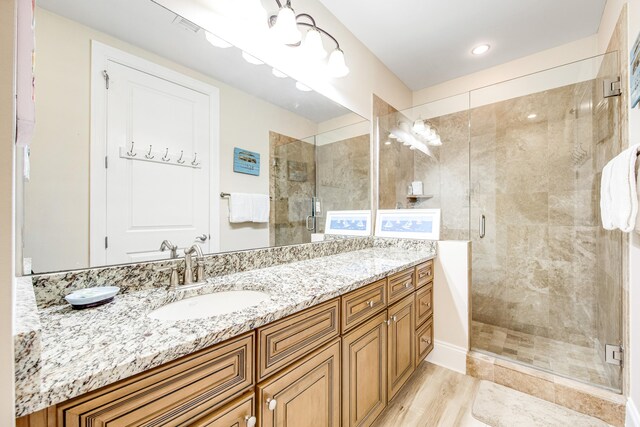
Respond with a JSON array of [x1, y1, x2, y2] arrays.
[[118, 146, 202, 169], [126, 141, 137, 157]]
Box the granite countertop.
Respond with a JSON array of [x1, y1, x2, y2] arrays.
[[14, 246, 435, 417]]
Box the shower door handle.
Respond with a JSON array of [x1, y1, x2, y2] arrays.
[[306, 215, 315, 231], [479, 214, 486, 239]]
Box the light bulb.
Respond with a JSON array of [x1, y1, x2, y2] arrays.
[[430, 136, 442, 146], [272, 6, 301, 45], [295, 81, 312, 92], [384, 140, 392, 145], [409, 145, 416, 150], [412, 119, 425, 133], [205, 32, 232, 48], [327, 48, 349, 78], [242, 51, 264, 65], [301, 28, 327, 59], [388, 133, 397, 139], [272, 68, 287, 78]]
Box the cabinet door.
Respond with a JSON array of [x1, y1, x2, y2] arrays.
[[387, 294, 415, 400], [342, 312, 388, 427], [190, 392, 255, 427], [258, 339, 341, 427]]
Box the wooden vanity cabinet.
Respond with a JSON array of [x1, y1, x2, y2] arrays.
[[387, 293, 416, 400], [56, 332, 255, 427], [342, 311, 388, 427], [190, 391, 256, 427], [257, 339, 341, 427]]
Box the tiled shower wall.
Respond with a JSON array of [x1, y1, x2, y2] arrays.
[[470, 81, 601, 350], [269, 131, 316, 246], [316, 134, 371, 233]]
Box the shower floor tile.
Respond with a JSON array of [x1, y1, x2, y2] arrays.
[[471, 321, 616, 390]]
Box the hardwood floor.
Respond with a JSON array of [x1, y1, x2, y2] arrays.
[[372, 362, 488, 427]]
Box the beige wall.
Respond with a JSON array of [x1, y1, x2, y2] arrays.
[[0, 1, 17, 425], [25, 8, 319, 272]]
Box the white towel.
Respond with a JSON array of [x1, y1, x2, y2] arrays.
[[600, 144, 640, 232], [228, 193, 270, 223], [251, 194, 270, 223]]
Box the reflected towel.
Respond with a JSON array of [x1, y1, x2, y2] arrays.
[[228, 193, 270, 223], [251, 194, 270, 223], [228, 193, 253, 223], [600, 144, 640, 232]]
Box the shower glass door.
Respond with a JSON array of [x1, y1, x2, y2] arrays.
[[469, 52, 623, 391]]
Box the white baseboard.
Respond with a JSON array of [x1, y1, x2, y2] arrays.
[[627, 398, 640, 427], [425, 340, 467, 374]]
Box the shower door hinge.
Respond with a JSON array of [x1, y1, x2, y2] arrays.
[[105, 236, 109, 249], [603, 78, 621, 98], [605, 344, 623, 366]]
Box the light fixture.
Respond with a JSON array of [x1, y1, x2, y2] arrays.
[[295, 81, 312, 91], [389, 133, 397, 139], [412, 119, 426, 133], [205, 32, 232, 48], [527, 113, 537, 119], [301, 27, 327, 59], [266, 1, 349, 77], [242, 51, 264, 65], [471, 44, 490, 55], [384, 140, 392, 145], [271, 4, 301, 44], [327, 48, 349, 78], [272, 68, 288, 78]]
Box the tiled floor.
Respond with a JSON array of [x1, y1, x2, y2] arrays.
[[471, 321, 616, 390]]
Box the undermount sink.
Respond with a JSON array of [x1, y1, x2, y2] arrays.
[[148, 290, 270, 321]]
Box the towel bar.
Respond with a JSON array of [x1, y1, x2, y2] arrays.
[[220, 192, 272, 200]]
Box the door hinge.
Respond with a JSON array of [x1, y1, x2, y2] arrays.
[[102, 70, 110, 90], [605, 344, 623, 366], [603, 78, 621, 98], [105, 156, 108, 169], [105, 236, 108, 249]]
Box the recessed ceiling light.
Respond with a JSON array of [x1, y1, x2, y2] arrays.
[[471, 44, 490, 55], [527, 113, 537, 119]]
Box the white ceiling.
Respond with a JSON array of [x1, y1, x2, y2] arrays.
[[319, 0, 607, 90], [37, 0, 352, 123]]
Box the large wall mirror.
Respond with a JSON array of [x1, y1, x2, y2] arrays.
[[20, 0, 371, 275]]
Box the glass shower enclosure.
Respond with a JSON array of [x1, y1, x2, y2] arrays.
[[377, 52, 623, 391]]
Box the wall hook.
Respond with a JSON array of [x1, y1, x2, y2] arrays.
[[191, 153, 200, 166], [177, 150, 185, 164], [126, 141, 137, 157], [145, 145, 155, 160], [162, 148, 170, 162]]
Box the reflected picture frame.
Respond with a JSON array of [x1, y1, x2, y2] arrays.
[[375, 209, 441, 240], [324, 210, 372, 237]]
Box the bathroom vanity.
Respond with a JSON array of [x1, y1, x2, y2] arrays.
[[15, 245, 434, 427]]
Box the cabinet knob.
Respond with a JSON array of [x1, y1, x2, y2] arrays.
[[367, 300, 375, 308], [385, 319, 391, 326], [245, 415, 257, 427], [421, 337, 431, 344], [267, 398, 277, 411], [392, 315, 397, 322], [404, 281, 412, 288]]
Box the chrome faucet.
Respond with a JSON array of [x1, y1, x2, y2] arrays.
[[159, 240, 178, 259], [183, 244, 204, 285]]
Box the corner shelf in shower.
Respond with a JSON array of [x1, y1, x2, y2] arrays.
[[406, 194, 434, 200]]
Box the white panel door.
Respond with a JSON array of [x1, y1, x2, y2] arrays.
[[105, 60, 211, 264]]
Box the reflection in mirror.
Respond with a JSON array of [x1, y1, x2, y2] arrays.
[[377, 95, 470, 241], [22, 0, 370, 274]]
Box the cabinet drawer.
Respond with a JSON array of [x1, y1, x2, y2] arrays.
[[341, 279, 387, 333], [415, 260, 434, 289], [58, 333, 254, 427], [416, 316, 434, 362], [258, 339, 341, 427], [257, 299, 340, 382], [415, 283, 433, 327], [387, 294, 416, 400], [190, 391, 255, 427], [387, 269, 415, 304]]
